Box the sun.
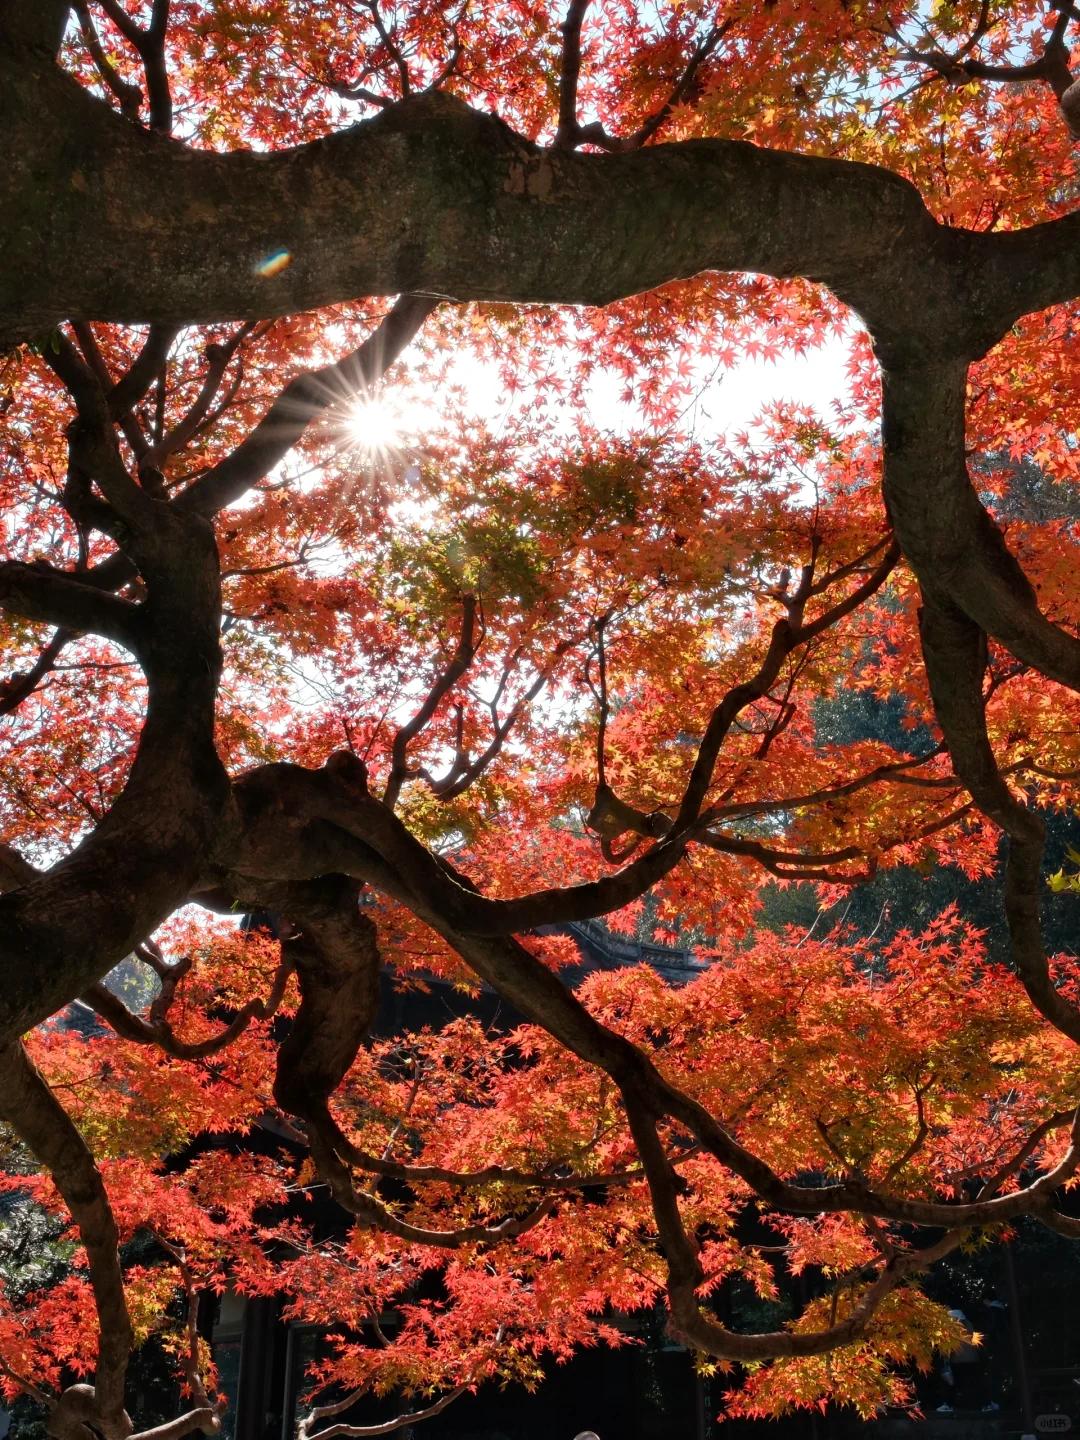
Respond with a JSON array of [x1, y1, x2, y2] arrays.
[[345, 397, 401, 455]]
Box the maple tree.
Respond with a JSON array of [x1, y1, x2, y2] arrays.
[[4, 0, 1080, 1435]]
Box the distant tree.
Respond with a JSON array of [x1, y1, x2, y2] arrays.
[[762, 676, 1080, 960]]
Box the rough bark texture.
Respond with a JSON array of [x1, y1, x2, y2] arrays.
[[2, 51, 1078, 359]]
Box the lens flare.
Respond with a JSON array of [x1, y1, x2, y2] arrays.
[[254, 249, 292, 277]]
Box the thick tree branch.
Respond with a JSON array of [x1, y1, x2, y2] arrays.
[[0, 1, 70, 60], [225, 772, 1080, 1238], [73, 0, 142, 121], [918, 592, 1080, 1047], [70, 320, 154, 464], [96, 0, 173, 132], [464, 933, 1080, 1228], [553, 0, 591, 149], [882, 362, 1080, 693], [128, 1413, 222, 1440], [77, 296, 436, 602], [0, 563, 142, 650], [0, 499, 228, 1049], [0, 303, 243, 1050], [108, 324, 180, 421], [229, 752, 692, 936], [44, 331, 162, 529], [226, 535, 902, 945], [239, 873, 559, 1249], [894, 3, 1079, 132], [4, 78, 1077, 357], [0, 298, 434, 1048], [0, 1041, 133, 1439]]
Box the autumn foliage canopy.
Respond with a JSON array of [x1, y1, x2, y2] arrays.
[[4, 0, 1080, 1435]]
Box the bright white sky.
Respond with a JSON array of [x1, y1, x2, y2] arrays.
[[368, 331, 857, 454], [584, 333, 855, 439]]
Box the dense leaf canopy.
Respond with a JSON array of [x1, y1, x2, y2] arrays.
[[3, 0, 1080, 1435]]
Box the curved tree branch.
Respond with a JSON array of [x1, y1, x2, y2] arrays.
[[299, 1383, 471, 1440], [81, 952, 291, 1061], [624, 1092, 967, 1361], [0, 626, 74, 715], [0, 353, 230, 1047], [0, 1041, 133, 1439], [881, 362, 1080, 694], [0, 564, 142, 651], [918, 591, 1080, 1046], [384, 592, 478, 809], [4, 74, 1077, 358]]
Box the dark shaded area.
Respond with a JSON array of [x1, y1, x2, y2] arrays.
[[759, 685, 1080, 965], [204, 1204, 1080, 1440]]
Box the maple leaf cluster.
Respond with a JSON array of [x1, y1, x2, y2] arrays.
[[3, 0, 1080, 1437]]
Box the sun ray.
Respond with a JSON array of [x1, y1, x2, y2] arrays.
[[346, 397, 401, 455]]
